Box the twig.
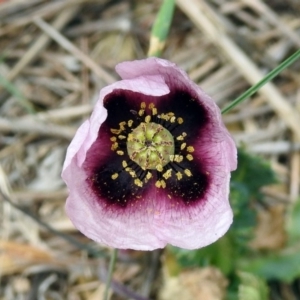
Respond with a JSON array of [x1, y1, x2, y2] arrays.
[[0, 117, 76, 140], [0, 190, 106, 258], [4, 6, 79, 83], [33, 17, 115, 84], [176, 0, 300, 140]]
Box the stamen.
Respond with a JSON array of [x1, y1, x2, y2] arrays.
[[111, 173, 118, 180], [155, 180, 166, 188], [174, 155, 183, 163], [187, 146, 194, 153], [128, 120, 133, 127], [129, 170, 136, 178], [184, 169, 192, 177], [111, 142, 118, 151], [180, 143, 187, 150], [163, 169, 172, 180], [186, 154, 194, 161], [177, 117, 184, 124], [117, 122, 126, 132], [145, 115, 151, 123], [122, 160, 127, 168], [111, 128, 122, 135], [117, 150, 124, 155], [127, 134, 134, 142], [156, 164, 163, 172], [134, 178, 143, 187], [176, 172, 183, 180]]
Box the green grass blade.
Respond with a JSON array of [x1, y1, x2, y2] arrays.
[[148, 0, 175, 57], [221, 49, 300, 114], [0, 74, 36, 114]]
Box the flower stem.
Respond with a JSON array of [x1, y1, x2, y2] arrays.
[[221, 49, 300, 114], [148, 0, 175, 57], [103, 248, 118, 300]]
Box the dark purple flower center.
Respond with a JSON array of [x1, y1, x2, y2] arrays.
[[84, 89, 211, 209]]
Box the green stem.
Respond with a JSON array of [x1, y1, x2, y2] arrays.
[[221, 49, 300, 114], [148, 0, 175, 57], [103, 248, 118, 300]]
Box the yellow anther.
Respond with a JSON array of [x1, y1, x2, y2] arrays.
[[155, 180, 166, 189], [146, 172, 152, 180], [111, 128, 121, 134], [134, 178, 143, 187], [129, 170, 136, 178], [186, 154, 193, 161], [176, 172, 183, 180], [138, 109, 144, 116], [187, 146, 194, 153], [117, 150, 124, 155], [156, 164, 163, 172], [111, 142, 118, 151], [119, 121, 126, 131], [163, 169, 172, 180], [174, 155, 183, 163], [110, 136, 117, 142], [145, 115, 151, 123], [122, 161, 127, 168], [180, 143, 187, 150], [149, 103, 155, 109], [176, 135, 184, 141], [152, 107, 157, 115], [141, 102, 146, 109], [177, 117, 184, 124], [184, 169, 192, 177], [169, 155, 174, 162], [128, 120, 133, 127], [111, 173, 118, 180], [118, 135, 126, 140], [170, 116, 176, 123], [127, 134, 134, 142]]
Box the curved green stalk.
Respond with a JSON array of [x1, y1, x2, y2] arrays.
[[221, 49, 300, 114]]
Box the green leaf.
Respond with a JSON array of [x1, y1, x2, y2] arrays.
[[169, 234, 236, 275], [229, 149, 277, 249], [0, 74, 36, 114], [231, 149, 277, 197], [239, 252, 300, 283], [286, 198, 300, 245], [238, 272, 269, 300]]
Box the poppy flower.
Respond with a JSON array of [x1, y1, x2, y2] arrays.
[[62, 58, 237, 250]]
